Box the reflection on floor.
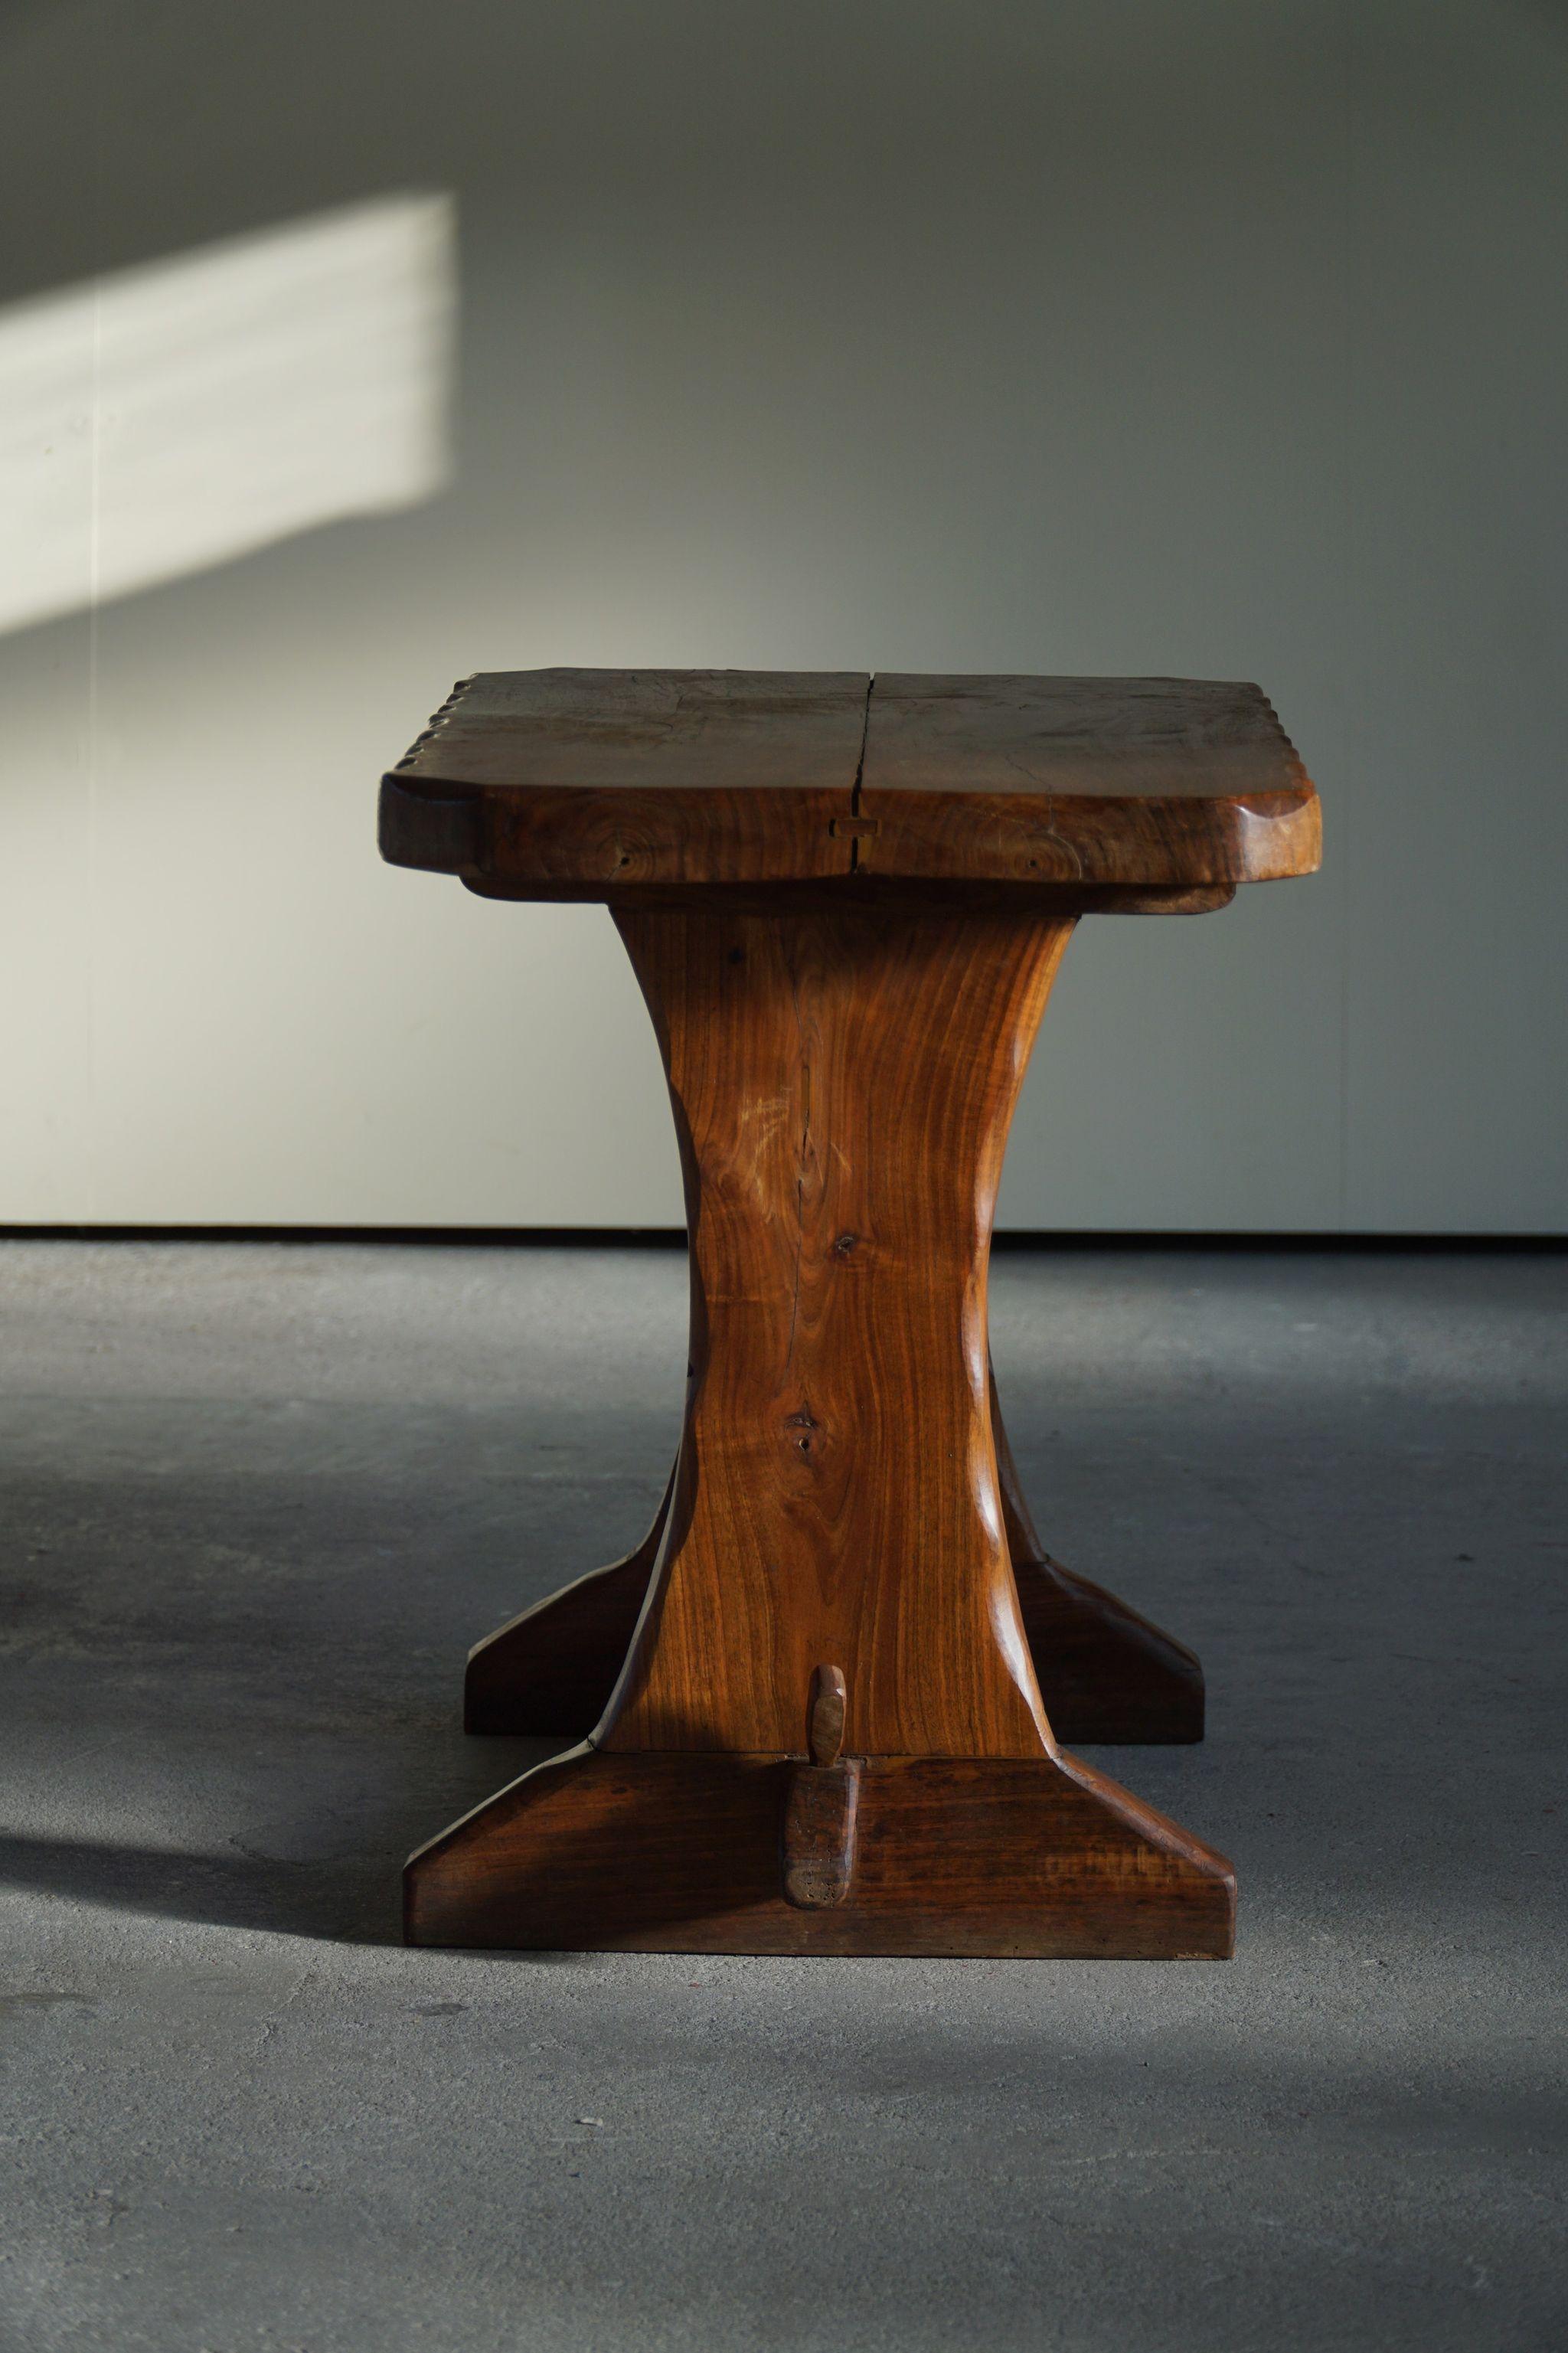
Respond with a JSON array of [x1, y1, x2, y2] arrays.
[[1, 1241, 1563, 2351]]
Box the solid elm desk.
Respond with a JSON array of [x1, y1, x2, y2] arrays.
[[380, 669, 1320, 1958]]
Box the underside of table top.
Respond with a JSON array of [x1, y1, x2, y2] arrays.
[[381, 668, 1320, 897]]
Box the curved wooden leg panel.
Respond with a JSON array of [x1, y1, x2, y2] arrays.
[[465, 1400, 1205, 1746], [404, 1744, 1235, 1958], [466, 1546, 1204, 1744]]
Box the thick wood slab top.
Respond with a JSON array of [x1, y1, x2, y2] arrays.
[[380, 668, 1319, 897]]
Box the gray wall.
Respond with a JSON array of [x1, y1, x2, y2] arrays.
[[2, 0, 1564, 1231]]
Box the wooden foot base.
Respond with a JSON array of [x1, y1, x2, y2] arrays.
[[404, 1744, 1236, 1958]]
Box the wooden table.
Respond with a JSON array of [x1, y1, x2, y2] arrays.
[[381, 670, 1319, 1957]]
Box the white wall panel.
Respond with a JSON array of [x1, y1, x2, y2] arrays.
[[0, 0, 1561, 1231]]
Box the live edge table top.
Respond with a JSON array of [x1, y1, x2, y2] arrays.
[[379, 668, 1319, 901]]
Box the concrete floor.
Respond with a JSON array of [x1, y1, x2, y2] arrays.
[[0, 1240, 1563, 2352]]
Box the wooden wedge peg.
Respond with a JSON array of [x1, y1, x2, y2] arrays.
[[782, 1665, 860, 1909], [806, 1663, 847, 1766]]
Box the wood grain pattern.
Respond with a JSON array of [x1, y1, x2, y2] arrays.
[[781, 1669, 860, 1910], [805, 1663, 848, 1766], [462, 1359, 1204, 1745], [385, 665, 1317, 1957], [600, 897, 1070, 1759], [858, 675, 1319, 886], [384, 669, 865, 892], [380, 668, 1319, 894], [394, 668, 871, 789], [404, 1746, 1234, 1957]]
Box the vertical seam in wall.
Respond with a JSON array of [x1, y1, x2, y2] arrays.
[[1335, 0, 1355, 1235], [86, 276, 103, 1222]]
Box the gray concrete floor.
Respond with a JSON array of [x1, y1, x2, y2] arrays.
[[1, 1241, 1563, 2352]]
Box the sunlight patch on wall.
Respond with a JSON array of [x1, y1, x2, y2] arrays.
[[0, 193, 454, 636]]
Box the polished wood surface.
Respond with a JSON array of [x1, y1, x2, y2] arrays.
[[858, 673, 1315, 885], [381, 668, 1320, 893], [404, 892, 1232, 1953], [601, 897, 1067, 1759], [383, 670, 864, 893], [463, 1358, 1204, 1746], [405, 1747, 1234, 1958], [780, 1665, 860, 1910], [385, 667, 1318, 1957]]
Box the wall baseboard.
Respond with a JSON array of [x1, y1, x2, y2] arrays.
[[0, 1225, 1561, 1253]]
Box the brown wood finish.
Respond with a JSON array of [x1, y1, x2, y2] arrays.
[[857, 675, 1318, 886], [384, 668, 1319, 1959], [404, 1747, 1234, 1957], [779, 1755, 862, 1911], [381, 668, 1320, 894], [599, 896, 1065, 1759], [383, 669, 866, 893], [405, 891, 1230, 1953], [463, 1359, 1203, 1745], [803, 1662, 848, 1767], [780, 1665, 860, 1909]]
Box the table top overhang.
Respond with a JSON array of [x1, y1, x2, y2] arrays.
[[379, 668, 1320, 897]]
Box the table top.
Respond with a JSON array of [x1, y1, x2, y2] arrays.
[[380, 669, 1319, 897]]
